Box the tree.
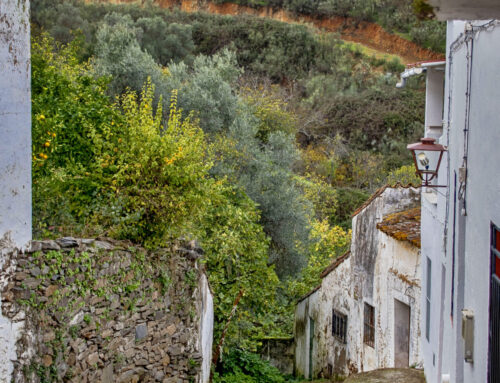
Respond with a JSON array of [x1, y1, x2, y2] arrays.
[[93, 13, 165, 97]]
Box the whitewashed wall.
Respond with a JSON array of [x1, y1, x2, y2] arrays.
[[199, 273, 214, 383], [0, 1, 31, 381], [0, 0, 31, 248], [420, 20, 500, 383]]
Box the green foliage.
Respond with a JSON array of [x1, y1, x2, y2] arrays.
[[213, 348, 285, 383], [31, 34, 284, 354], [242, 85, 297, 143], [93, 13, 166, 96], [413, 0, 436, 20], [386, 164, 421, 186], [163, 50, 241, 134], [101, 84, 212, 246], [201, 185, 282, 349], [31, 1, 430, 358], [135, 17, 195, 66], [287, 220, 350, 300], [332, 188, 370, 229], [31, 35, 122, 235]]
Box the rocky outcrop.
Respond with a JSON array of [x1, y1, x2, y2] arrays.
[[0, 237, 213, 383]]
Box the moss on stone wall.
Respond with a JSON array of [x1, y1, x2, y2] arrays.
[[1, 237, 207, 382]]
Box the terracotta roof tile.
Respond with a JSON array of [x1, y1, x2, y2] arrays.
[[376, 207, 421, 248]]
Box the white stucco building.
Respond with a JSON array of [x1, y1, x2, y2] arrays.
[[398, 3, 500, 381], [294, 186, 423, 379]]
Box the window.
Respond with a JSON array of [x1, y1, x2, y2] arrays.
[[488, 224, 500, 383], [426, 257, 432, 341], [332, 309, 347, 343], [363, 303, 375, 347]]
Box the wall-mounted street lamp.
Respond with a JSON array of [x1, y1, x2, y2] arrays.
[[407, 137, 447, 187]]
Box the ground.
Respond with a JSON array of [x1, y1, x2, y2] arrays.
[[344, 368, 425, 383], [303, 368, 425, 383]]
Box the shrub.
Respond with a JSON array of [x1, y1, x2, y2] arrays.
[[213, 349, 285, 383]]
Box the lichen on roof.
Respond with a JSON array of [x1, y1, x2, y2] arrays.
[[376, 207, 421, 248]]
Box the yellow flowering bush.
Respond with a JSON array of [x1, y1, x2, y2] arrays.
[[103, 83, 212, 246]]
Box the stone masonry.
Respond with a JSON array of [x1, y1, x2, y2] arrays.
[[0, 237, 213, 383]]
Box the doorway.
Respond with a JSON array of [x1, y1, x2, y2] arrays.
[[394, 299, 411, 368]]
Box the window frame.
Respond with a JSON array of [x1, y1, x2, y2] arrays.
[[363, 302, 375, 348], [332, 309, 347, 344], [488, 223, 500, 383]]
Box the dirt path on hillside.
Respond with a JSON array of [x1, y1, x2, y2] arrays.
[[110, 0, 445, 64]]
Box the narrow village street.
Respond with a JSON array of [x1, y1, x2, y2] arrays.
[[344, 368, 425, 383], [304, 368, 425, 383]]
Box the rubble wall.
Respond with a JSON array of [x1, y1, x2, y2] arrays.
[[1, 237, 213, 383]]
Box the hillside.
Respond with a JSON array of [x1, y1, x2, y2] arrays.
[[104, 0, 444, 63], [165, 0, 443, 63]]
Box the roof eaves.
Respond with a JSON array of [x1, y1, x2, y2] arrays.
[[297, 284, 321, 304], [320, 251, 351, 279]]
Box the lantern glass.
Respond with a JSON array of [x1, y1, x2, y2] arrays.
[[413, 149, 441, 173]]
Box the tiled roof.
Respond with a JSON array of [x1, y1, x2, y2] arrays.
[[351, 183, 420, 218], [376, 207, 421, 248], [320, 251, 350, 279]]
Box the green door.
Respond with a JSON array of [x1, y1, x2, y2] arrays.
[[309, 317, 315, 379]]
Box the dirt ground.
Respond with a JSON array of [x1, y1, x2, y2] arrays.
[[344, 368, 425, 383]]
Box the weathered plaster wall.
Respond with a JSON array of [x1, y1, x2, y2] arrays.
[[374, 236, 422, 368], [349, 187, 420, 373], [295, 187, 422, 379], [294, 289, 319, 379], [0, 0, 31, 247], [0, 0, 31, 382], [0, 237, 213, 383], [0, 1, 32, 380], [316, 255, 352, 377], [199, 273, 213, 383]]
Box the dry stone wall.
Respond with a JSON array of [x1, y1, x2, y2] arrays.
[[0, 237, 213, 383]]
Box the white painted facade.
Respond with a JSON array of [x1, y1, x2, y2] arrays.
[[0, 1, 31, 381], [400, 15, 500, 383], [294, 186, 423, 379]]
